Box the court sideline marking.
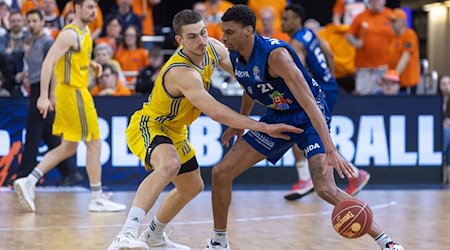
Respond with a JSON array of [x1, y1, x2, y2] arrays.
[[0, 201, 396, 232]]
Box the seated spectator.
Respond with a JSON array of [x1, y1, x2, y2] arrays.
[[42, 0, 62, 39], [91, 63, 132, 96], [61, 0, 103, 40], [135, 45, 163, 95], [205, 0, 233, 23], [193, 1, 222, 41], [248, 0, 286, 34], [97, 15, 123, 53], [332, 0, 368, 26], [375, 69, 401, 96], [90, 43, 125, 89], [0, 1, 11, 35], [107, 0, 142, 33], [0, 11, 30, 96], [131, 0, 160, 35], [62, 11, 75, 26], [259, 7, 289, 42], [115, 25, 150, 89]]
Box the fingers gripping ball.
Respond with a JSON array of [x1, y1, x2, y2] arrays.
[[331, 198, 373, 238]]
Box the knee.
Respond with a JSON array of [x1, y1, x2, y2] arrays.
[[158, 159, 181, 179], [60, 141, 78, 155], [212, 163, 233, 184]]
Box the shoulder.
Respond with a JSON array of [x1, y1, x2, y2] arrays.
[[268, 47, 292, 64]]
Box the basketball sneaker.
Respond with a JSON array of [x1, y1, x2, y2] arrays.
[[13, 177, 36, 212], [204, 240, 230, 250], [383, 242, 404, 250], [107, 231, 148, 250], [345, 169, 370, 196], [284, 178, 314, 201], [89, 195, 127, 212], [139, 229, 190, 249]]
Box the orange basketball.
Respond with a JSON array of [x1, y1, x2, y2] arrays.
[[331, 198, 373, 238]]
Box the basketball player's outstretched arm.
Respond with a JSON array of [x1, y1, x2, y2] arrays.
[[37, 29, 78, 118], [267, 47, 354, 178], [165, 66, 302, 140]]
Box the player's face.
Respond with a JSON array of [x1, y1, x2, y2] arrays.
[[221, 21, 251, 51], [26, 14, 44, 36], [177, 21, 208, 57], [281, 10, 299, 34], [77, 0, 97, 24]]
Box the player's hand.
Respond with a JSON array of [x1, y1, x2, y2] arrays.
[[221, 127, 244, 147], [323, 151, 355, 179], [265, 123, 303, 140], [37, 96, 54, 119], [91, 61, 103, 78]]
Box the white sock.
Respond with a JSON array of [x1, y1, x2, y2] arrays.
[[296, 160, 311, 181], [122, 207, 146, 235], [90, 182, 102, 200], [148, 215, 167, 240], [351, 164, 359, 178], [375, 232, 392, 249], [27, 168, 43, 186], [212, 229, 228, 247]]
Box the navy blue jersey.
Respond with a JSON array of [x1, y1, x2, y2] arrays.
[[230, 35, 329, 125], [292, 28, 338, 92]]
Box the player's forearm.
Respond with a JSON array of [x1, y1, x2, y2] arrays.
[[208, 104, 267, 131], [240, 93, 255, 116], [306, 104, 336, 153], [40, 60, 54, 98]]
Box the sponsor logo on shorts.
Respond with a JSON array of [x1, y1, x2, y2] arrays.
[[304, 143, 321, 156], [248, 130, 275, 150]]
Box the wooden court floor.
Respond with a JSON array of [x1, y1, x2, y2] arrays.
[[1, 188, 449, 250]]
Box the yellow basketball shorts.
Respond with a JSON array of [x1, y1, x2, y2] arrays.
[[53, 84, 100, 142], [126, 110, 196, 171]]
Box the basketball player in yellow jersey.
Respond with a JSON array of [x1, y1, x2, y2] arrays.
[[108, 10, 302, 250], [13, 0, 126, 213]]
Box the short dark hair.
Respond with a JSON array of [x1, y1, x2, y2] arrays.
[[221, 5, 256, 31], [285, 4, 305, 23], [26, 9, 43, 20], [101, 63, 118, 75], [73, 0, 98, 9], [172, 9, 203, 35]]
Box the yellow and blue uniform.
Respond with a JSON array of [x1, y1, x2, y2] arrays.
[[126, 41, 219, 171], [53, 24, 100, 142]]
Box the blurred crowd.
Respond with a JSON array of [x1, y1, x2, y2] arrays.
[[0, 0, 440, 98]]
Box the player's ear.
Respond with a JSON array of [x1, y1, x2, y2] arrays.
[[175, 35, 182, 46], [244, 25, 253, 37]]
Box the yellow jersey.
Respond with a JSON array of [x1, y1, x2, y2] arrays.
[[54, 24, 92, 88], [142, 41, 219, 130]]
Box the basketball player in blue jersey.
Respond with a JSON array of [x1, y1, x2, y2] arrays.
[[204, 5, 403, 250], [281, 4, 371, 201]]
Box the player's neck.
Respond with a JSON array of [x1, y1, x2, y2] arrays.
[[72, 19, 87, 32], [181, 48, 204, 66], [290, 27, 302, 37], [240, 35, 255, 63]]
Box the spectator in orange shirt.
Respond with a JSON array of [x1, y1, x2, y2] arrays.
[[97, 15, 123, 53], [204, 0, 233, 23], [259, 7, 290, 42], [346, 0, 393, 95], [248, 0, 286, 34], [193, 1, 223, 41], [42, 0, 61, 40], [131, 0, 160, 35], [387, 8, 419, 95], [91, 43, 126, 90], [332, 0, 368, 25], [91, 63, 132, 96], [20, 0, 59, 16], [61, 0, 103, 40], [115, 25, 150, 89]]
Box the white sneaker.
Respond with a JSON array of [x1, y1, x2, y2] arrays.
[[204, 240, 230, 250], [107, 231, 148, 250], [139, 229, 190, 249], [383, 242, 405, 250], [89, 196, 126, 212], [13, 177, 36, 212]]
